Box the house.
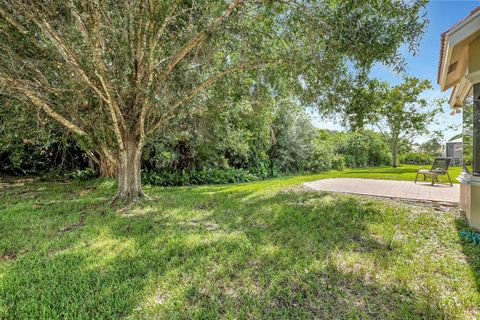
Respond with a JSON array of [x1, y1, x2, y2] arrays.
[[438, 6, 480, 229], [445, 137, 462, 165]]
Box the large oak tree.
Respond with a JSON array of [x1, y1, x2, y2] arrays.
[[0, 0, 427, 201]]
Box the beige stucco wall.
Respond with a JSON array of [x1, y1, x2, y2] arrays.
[[460, 182, 471, 221], [470, 184, 480, 230], [461, 181, 480, 231]]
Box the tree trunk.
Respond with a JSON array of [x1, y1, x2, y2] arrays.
[[113, 139, 144, 202], [391, 142, 398, 168], [99, 154, 118, 178]]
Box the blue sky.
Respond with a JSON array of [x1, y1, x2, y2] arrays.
[[313, 0, 480, 143]]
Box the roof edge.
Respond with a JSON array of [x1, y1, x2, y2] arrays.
[[438, 6, 480, 85]]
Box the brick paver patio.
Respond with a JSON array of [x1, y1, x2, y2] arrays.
[[304, 178, 459, 203]]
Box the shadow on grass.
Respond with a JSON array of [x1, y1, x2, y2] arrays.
[[0, 183, 458, 318]]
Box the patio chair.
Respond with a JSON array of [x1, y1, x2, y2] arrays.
[[414, 157, 453, 186]]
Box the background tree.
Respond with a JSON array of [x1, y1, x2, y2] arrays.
[[373, 77, 442, 167], [0, 0, 428, 201], [268, 100, 317, 173], [318, 76, 388, 132], [419, 130, 445, 156]]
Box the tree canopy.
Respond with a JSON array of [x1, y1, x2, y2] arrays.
[[0, 0, 429, 201]]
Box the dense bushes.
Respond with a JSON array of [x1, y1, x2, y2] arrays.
[[1, 96, 402, 187], [400, 152, 433, 165], [143, 168, 261, 186], [267, 109, 391, 174], [308, 141, 345, 172], [142, 128, 391, 186], [337, 132, 391, 167], [314, 130, 391, 169], [0, 100, 89, 175], [142, 128, 393, 187]]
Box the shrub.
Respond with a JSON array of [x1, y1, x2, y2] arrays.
[[142, 168, 263, 186], [268, 105, 317, 173], [317, 130, 391, 169], [308, 143, 344, 172], [399, 152, 433, 165], [331, 155, 346, 171], [340, 134, 370, 167], [364, 132, 392, 166], [249, 160, 273, 180]]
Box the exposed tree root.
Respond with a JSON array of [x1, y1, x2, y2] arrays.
[[110, 190, 150, 206]]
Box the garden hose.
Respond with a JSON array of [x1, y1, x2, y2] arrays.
[[459, 230, 480, 245]]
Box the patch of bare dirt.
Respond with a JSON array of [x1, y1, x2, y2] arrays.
[[73, 186, 96, 197], [0, 177, 35, 189], [0, 252, 17, 261], [194, 202, 215, 210], [187, 219, 220, 231], [58, 220, 85, 234], [384, 198, 460, 213]]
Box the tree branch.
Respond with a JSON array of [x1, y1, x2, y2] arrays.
[[0, 7, 28, 34], [0, 77, 87, 136], [138, 0, 182, 148], [27, 14, 110, 108], [158, 0, 245, 82], [147, 60, 278, 135], [87, 2, 126, 150]]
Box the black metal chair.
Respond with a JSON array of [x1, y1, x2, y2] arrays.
[[415, 157, 453, 186]]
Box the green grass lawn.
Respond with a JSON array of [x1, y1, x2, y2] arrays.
[[292, 164, 463, 185], [1, 165, 478, 319]]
